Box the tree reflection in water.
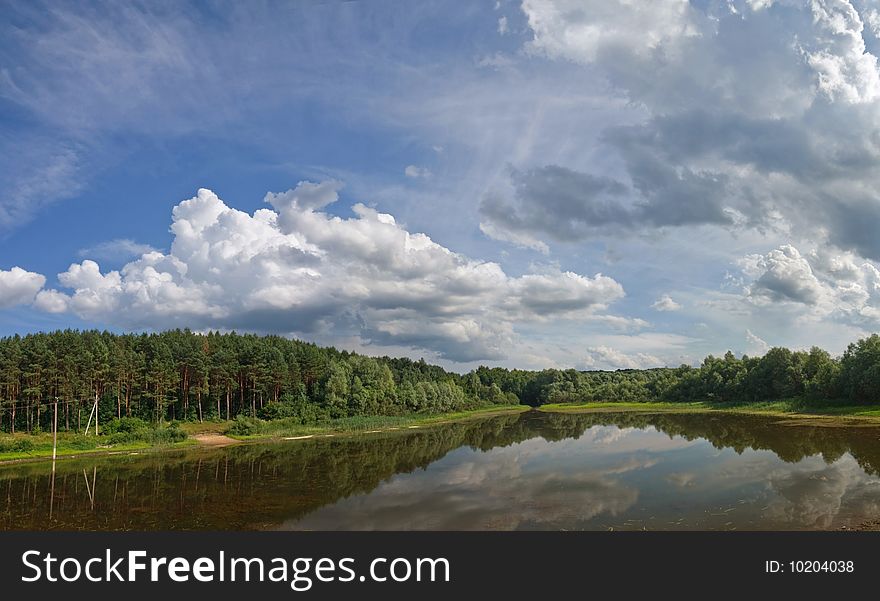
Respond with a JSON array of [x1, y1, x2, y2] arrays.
[[2, 410, 880, 530]]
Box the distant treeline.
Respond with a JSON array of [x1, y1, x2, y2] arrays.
[[474, 336, 880, 407], [3, 329, 880, 434]]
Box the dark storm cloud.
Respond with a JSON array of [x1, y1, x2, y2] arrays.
[[478, 156, 733, 247]]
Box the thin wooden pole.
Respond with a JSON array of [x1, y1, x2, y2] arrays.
[[84, 401, 95, 435], [52, 399, 58, 463], [49, 398, 57, 520]]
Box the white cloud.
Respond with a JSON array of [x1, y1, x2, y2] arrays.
[[404, 165, 432, 179], [746, 0, 775, 10], [498, 16, 509, 35], [522, 0, 698, 63], [35, 183, 627, 362], [651, 294, 681, 312], [804, 0, 880, 103], [740, 244, 826, 305], [479, 216, 549, 254], [865, 8, 880, 37], [738, 242, 880, 328], [745, 329, 770, 355], [510, 269, 623, 317], [78, 238, 159, 260], [33, 289, 69, 314], [491, 0, 880, 272], [582, 346, 663, 370], [0, 267, 45, 309]]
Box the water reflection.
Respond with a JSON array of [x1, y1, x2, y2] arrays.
[[2, 410, 880, 530]]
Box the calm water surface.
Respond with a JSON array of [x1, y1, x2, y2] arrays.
[[3, 410, 880, 530]]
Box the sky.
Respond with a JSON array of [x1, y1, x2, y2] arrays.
[[3, 0, 880, 371]]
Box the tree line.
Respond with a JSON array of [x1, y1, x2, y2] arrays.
[[0, 329, 516, 434], [4, 329, 880, 434], [473, 335, 880, 406]]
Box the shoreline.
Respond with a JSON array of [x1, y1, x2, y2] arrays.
[[5, 400, 878, 466], [538, 401, 880, 427], [223, 405, 529, 443], [0, 405, 528, 466]]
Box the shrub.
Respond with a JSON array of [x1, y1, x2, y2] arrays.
[[105, 432, 136, 445], [148, 423, 187, 445], [226, 415, 265, 436], [0, 438, 36, 453], [259, 402, 299, 421], [64, 435, 95, 450], [103, 417, 151, 435], [102, 419, 186, 446]]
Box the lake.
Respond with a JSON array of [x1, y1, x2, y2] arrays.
[[2, 410, 880, 530]]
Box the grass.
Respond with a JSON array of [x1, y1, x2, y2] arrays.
[[0, 405, 528, 462], [221, 405, 529, 440], [8, 398, 880, 462], [0, 419, 193, 463], [10, 396, 879, 462], [538, 398, 880, 422], [179, 420, 234, 436], [0, 435, 196, 463]]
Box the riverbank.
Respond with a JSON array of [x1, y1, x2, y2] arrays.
[[538, 399, 880, 425], [219, 404, 529, 441], [0, 438, 198, 465], [0, 405, 527, 465]]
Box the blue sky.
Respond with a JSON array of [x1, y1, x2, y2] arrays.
[[3, 0, 880, 371]]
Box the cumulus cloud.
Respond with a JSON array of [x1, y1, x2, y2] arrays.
[[523, 0, 698, 63], [805, 0, 880, 103], [738, 242, 880, 327], [33, 289, 69, 314], [651, 294, 681, 312], [34, 183, 627, 362], [478, 0, 880, 264], [582, 346, 664, 370], [740, 245, 826, 305], [865, 8, 880, 37], [0, 267, 45, 308]]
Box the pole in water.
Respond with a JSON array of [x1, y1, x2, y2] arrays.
[[50, 398, 58, 520], [52, 398, 58, 463]]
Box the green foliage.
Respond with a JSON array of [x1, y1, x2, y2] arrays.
[[258, 390, 325, 423], [101, 417, 186, 445], [7, 329, 880, 435], [146, 423, 187, 445], [103, 417, 151, 435], [0, 437, 34, 453], [63, 435, 96, 450], [0, 329, 492, 434], [472, 335, 880, 407], [226, 415, 266, 437]]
